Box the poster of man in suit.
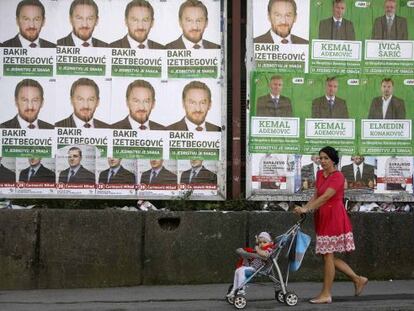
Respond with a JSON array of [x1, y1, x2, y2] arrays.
[[371, 0, 408, 40], [340, 155, 376, 189], [367, 78, 406, 120], [165, 0, 220, 49], [1, 0, 55, 48], [301, 154, 321, 190], [110, 0, 164, 49], [57, 146, 96, 185], [111, 79, 165, 130], [255, 75, 292, 117], [0, 79, 54, 129], [139, 159, 177, 186], [167, 80, 221, 131], [98, 158, 136, 185], [318, 0, 355, 41], [55, 78, 110, 128], [0, 157, 16, 184], [311, 76, 349, 118], [18, 157, 55, 184], [254, 0, 309, 44], [57, 0, 108, 47], [179, 160, 217, 185]]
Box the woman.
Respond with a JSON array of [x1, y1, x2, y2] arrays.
[[294, 146, 368, 304]]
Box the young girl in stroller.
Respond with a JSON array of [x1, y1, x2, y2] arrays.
[[227, 232, 275, 298]]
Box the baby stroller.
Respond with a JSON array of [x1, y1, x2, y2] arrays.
[[226, 215, 310, 309]]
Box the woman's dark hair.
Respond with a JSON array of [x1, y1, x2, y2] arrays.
[[319, 146, 339, 165]]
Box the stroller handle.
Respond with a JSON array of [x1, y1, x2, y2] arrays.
[[297, 213, 307, 225]]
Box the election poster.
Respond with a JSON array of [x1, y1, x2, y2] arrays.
[[0, 157, 16, 195], [95, 157, 136, 196], [252, 0, 310, 73], [15, 157, 56, 195], [56, 145, 98, 196], [309, 0, 364, 74], [376, 156, 413, 193], [339, 155, 377, 191], [359, 75, 413, 156], [0, 0, 225, 200], [177, 159, 218, 196], [137, 159, 178, 196]]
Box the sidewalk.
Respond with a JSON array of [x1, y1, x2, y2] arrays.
[[1, 280, 414, 310]]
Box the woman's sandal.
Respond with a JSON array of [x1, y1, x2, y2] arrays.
[[309, 297, 332, 304], [355, 276, 369, 296]]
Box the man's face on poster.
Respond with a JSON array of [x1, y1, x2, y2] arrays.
[[108, 157, 121, 168], [28, 158, 41, 167], [179, 7, 208, 43], [352, 156, 364, 166], [15, 86, 44, 123], [71, 85, 99, 122], [68, 149, 81, 168], [384, 0, 396, 17], [126, 6, 153, 43], [70, 4, 98, 41], [150, 159, 163, 169], [381, 81, 393, 98], [325, 79, 338, 97], [333, 2, 346, 19], [269, 78, 283, 96], [17, 5, 45, 42], [183, 88, 211, 125], [268, 1, 296, 38], [190, 160, 203, 168], [311, 155, 321, 166], [127, 86, 155, 124]]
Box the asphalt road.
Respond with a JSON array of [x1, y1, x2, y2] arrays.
[[1, 280, 414, 311]]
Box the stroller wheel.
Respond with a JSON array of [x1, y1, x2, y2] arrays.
[[233, 295, 247, 309], [226, 285, 234, 304], [284, 292, 298, 306], [275, 290, 285, 303]]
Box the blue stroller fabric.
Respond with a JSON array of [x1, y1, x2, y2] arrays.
[[289, 230, 311, 272]]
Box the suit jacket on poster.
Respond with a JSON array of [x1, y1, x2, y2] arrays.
[[19, 164, 55, 183], [301, 163, 317, 189], [110, 35, 164, 49], [2, 34, 56, 48], [167, 117, 221, 131], [0, 115, 54, 129], [165, 36, 220, 49], [111, 116, 165, 130], [253, 30, 309, 44], [57, 33, 109, 47], [0, 165, 16, 183], [58, 165, 95, 184], [318, 18, 355, 40], [98, 166, 136, 184], [311, 96, 349, 118], [367, 96, 406, 119], [255, 94, 292, 117], [55, 115, 110, 128], [180, 166, 217, 184], [341, 163, 375, 188], [140, 166, 177, 185], [372, 15, 408, 40]]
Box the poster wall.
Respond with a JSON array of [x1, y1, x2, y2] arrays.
[[0, 0, 226, 200], [247, 0, 414, 198]]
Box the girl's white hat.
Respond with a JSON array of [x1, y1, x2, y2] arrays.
[[258, 232, 272, 242]]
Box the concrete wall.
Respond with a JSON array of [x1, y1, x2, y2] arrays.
[[0, 210, 413, 289]]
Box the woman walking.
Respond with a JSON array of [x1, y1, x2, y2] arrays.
[[294, 146, 368, 304]]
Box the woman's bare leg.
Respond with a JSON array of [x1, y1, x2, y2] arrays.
[[334, 257, 368, 295], [313, 253, 335, 300]]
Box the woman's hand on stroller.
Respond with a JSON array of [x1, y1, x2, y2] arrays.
[[294, 205, 307, 215]]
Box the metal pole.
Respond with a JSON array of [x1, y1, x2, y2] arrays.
[[231, 0, 242, 199]]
